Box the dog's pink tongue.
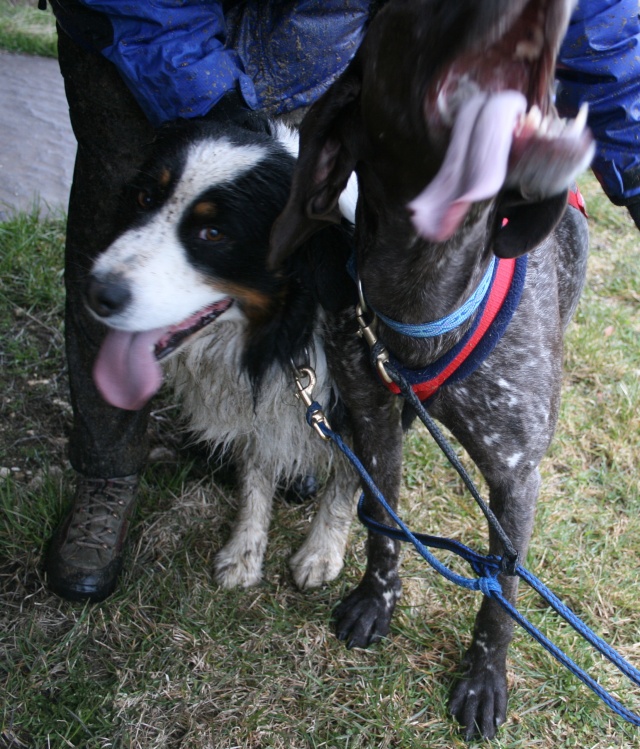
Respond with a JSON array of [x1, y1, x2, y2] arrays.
[[409, 90, 527, 241], [93, 328, 169, 411]]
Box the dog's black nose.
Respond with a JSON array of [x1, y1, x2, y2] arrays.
[[86, 274, 132, 318]]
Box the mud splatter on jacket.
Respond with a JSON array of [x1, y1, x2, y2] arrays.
[[48, 0, 370, 123], [50, 0, 640, 206]]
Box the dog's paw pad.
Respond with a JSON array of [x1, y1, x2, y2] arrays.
[[332, 576, 401, 649], [448, 653, 508, 740], [214, 544, 263, 589], [289, 546, 343, 590]]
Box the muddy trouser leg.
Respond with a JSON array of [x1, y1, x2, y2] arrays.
[[45, 28, 156, 602], [627, 201, 640, 232]]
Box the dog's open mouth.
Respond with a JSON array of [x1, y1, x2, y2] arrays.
[[409, 0, 594, 241], [154, 298, 234, 361], [93, 298, 233, 411]]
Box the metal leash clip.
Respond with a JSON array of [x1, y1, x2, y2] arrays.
[[293, 365, 331, 440], [355, 279, 393, 384]]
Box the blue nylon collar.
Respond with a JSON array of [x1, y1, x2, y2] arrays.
[[360, 256, 497, 339]]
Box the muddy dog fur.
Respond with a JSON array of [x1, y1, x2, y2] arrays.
[[270, 0, 593, 738], [85, 116, 361, 593]]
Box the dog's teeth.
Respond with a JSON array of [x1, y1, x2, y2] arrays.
[[515, 106, 582, 142], [566, 102, 589, 136], [437, 85, 450, 123], [538, 115, 551, 136], [547, 116, 565, 138], [514, 26, 544, 61], [560, 103, 588, 139], [514, 106, 545, 138], [526, 105, 543, 130]]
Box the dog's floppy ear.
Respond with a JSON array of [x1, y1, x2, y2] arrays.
[[490, 190, 569, 258], [269, 68, 362, 269]]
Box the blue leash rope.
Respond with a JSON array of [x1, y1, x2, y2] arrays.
[[305, 384, 640, 725]]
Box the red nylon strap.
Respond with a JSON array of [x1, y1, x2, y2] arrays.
[[568, 187, 588, 217], [387, 257, 516, 398], [382, 188, 585, 398]]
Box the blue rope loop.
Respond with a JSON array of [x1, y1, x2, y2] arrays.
[[305, 397, 640, 727], [305, 401, 324, 429], [477, 573, 502, 599], [354, 491, 504, 595]]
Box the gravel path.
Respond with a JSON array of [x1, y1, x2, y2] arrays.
[[0, 50, 75, 220]]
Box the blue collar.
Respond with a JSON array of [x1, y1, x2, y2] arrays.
[[371, 257, 497, 338], [350, 254, 497, 339], [385, 255, 528, 401]]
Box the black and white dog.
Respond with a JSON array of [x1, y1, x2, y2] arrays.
[[85, 116, 360, 591], [271, 0, 593, 738]]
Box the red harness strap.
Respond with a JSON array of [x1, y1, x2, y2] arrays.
[[384, 186, 587, 399], [389, 257, 516, 399], [569, 186, 588, 217]]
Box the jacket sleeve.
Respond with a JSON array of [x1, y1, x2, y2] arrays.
[[224, 0, 369, 116], [556, 0, 640, 205], [50, 0, 371, 126], [50, 0, 258, 126]]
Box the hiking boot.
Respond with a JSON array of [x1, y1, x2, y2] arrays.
[[45, 474, 139, 602]]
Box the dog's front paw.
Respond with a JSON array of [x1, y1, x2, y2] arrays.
[[448, 650, 508, 740], [214, 535, 266, 589], [332, 576, 401, 648], [289, 541, 344, 590]]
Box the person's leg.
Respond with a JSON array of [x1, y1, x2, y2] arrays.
[[556, 0, 640, 230], [45, 26, 156, 601], [628, 201, 640, 230]]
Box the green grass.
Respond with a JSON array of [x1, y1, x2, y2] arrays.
[[0, 0, 57, 58], [1, 175, 640, 748], [0, 0, 57, 57]]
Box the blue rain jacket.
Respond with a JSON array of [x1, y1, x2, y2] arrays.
[[52, 0, 640, 205], [557, 0, 640, 205], [50, 0, 369, 125]]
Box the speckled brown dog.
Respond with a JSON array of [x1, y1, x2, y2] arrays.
[[270, 0, 593, 738]]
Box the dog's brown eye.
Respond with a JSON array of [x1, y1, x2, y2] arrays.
[[198, 227, 223, 242], [137, 190, 154, 210]]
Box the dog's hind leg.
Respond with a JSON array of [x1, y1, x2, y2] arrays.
[[448, 466, 541, 740], [214, 453, 275, 589], [290, 455, 360, 590]]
